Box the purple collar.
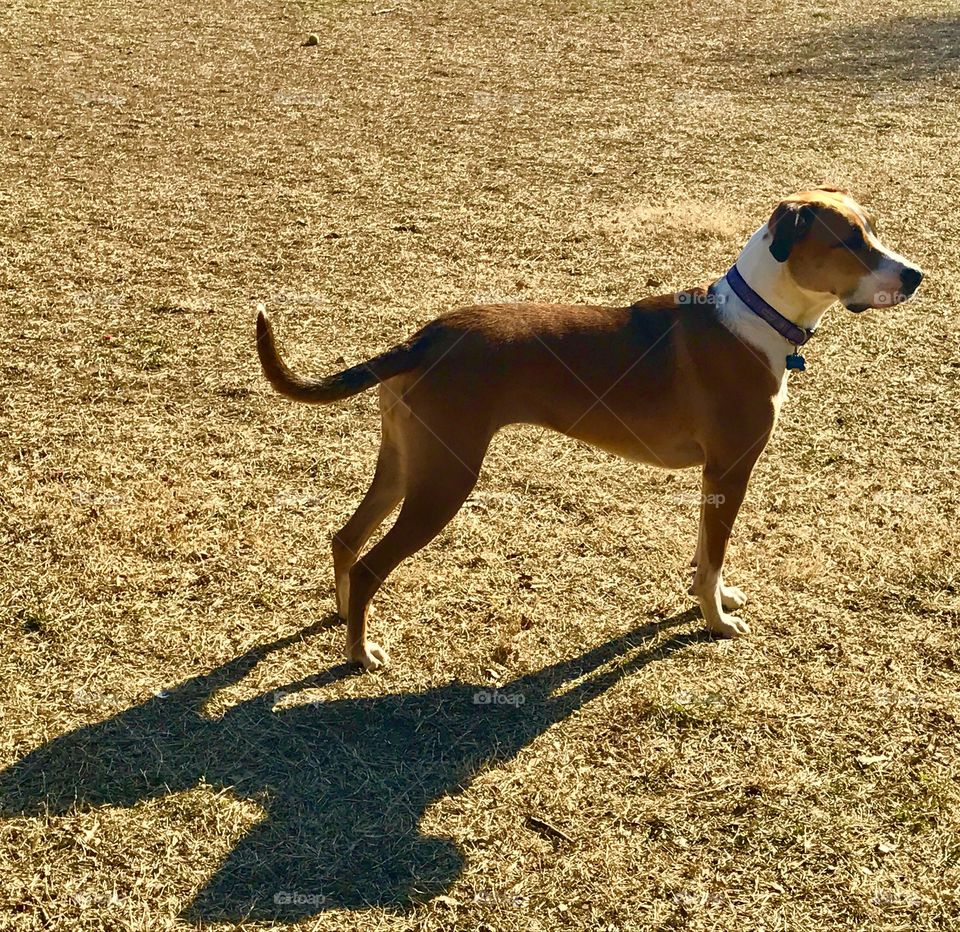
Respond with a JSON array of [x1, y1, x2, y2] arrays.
[[725, 264, 814, 347]]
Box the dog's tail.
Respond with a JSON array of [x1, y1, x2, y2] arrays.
[[255, 305, 421, 404]]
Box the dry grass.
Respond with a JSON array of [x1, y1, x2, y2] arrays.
[[2, 0, 960, 929]]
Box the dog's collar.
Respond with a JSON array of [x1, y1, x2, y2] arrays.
[[724, 264, 815, 348]]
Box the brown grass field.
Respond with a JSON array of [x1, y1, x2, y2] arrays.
[[2, 0, 960, 929]]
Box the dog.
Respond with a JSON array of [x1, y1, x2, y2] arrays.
[[256, 188, 922, 670]]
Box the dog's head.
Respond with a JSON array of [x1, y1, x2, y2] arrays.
[[765, 187, 922, 312]]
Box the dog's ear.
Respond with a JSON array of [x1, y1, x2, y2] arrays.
[[768, 202, 817, 263]]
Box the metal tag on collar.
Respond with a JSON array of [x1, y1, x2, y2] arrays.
[[786, 348, 806, 371]]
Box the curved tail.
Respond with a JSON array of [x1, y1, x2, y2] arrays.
[[255, 306, 421, 404]]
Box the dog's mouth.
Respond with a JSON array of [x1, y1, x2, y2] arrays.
[[844, 291, 913, 313], [843, 270, 923, 313]]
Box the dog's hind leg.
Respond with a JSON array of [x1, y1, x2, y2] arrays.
[[344, 420, 491, 670], [332, 396, 405, 619], [332, 440, 403, 620]]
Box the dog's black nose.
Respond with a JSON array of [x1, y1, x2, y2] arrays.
[[901, 267, 923, 294]]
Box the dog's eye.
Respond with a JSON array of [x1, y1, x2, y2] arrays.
[[840, 229, 864, 250]]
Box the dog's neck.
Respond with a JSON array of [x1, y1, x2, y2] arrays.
[[713, 224, 838, 374]]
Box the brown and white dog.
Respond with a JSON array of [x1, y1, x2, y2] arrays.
[[256, 188, 922, 670]]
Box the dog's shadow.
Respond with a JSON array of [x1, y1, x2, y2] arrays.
[[0, 611, 706, 922]]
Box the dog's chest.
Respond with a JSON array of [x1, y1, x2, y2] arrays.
[[772, 372, 789, 423]]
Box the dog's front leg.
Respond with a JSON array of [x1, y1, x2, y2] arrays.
[[691, 464, 754, 637], [689, 521, 747, 611]]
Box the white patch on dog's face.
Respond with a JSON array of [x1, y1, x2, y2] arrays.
[[837, 200, 923, 313]]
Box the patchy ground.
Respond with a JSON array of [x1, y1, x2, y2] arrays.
[[1, 1, 959, 929]]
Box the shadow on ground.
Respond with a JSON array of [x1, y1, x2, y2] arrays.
[[0, 611, 706, 922], [732, 15, 960, 84], [832, 15, 960, 81]]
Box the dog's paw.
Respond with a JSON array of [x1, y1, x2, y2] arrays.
[[720, 585, 747, 611], [688, 581, 747, 611], [705, 614, 751, 638], [347, 641, 390, 671]]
